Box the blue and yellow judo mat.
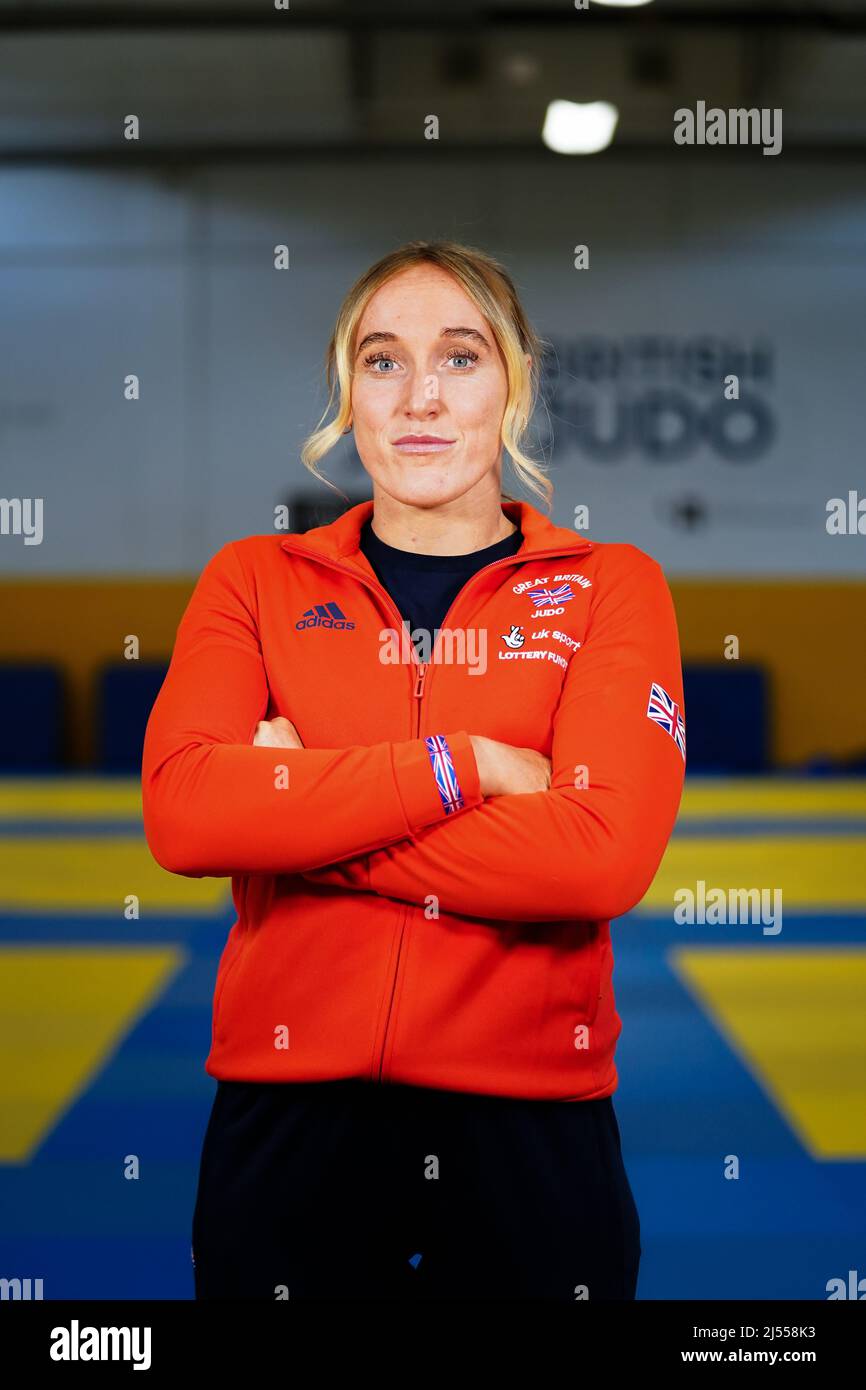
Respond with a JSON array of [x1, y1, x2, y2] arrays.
[[1, 775, 864, 1299]]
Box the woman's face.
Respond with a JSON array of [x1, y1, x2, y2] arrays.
[[350, 264, 513, 509]]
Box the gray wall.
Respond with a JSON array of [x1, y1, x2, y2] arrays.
[[2, 155, 865, 576]]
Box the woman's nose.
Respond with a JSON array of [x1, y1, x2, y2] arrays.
[[403, 375, 443, 414]]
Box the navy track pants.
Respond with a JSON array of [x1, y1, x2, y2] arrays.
[[192, 1077, 641, 1301]]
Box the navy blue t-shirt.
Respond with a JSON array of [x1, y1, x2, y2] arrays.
[[359, 516, 524, 654]]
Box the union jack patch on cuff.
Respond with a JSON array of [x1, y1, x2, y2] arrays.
[[425, 734, 465, 814], [646, 682, 687, 761]]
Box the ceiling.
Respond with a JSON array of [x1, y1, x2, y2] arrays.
[[2, 0, 866, 157]]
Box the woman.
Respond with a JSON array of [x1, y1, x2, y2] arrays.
[[142, 239, 686, 1302]]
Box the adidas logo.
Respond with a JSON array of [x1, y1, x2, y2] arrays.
[[295, 601, 355, 631]]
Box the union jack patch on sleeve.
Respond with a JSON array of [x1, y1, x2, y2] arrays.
[[425, 734, 465, 814], [646, 681, 686, 761]]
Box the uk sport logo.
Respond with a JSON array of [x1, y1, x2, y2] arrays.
[[646, 681, 686, 761], [295, 601, 355, 631]]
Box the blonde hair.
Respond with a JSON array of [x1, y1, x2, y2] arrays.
[[300, 239, 553, 511]]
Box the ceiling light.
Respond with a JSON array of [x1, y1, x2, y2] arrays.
[[542, 100, 619, 155]]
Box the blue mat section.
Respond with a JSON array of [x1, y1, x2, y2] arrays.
[[612, 913, 866, 1299], [0, 916, 222, 1299], [1, 877, 864, 1298]]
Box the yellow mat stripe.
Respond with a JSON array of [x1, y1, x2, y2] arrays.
[[671, 947, 866, 1159], [0, 946, 185, 1163], [680, 780, 866, 818], [640, 836, 866, 910], [0, 839, 227, 911], [0, 780, 143, 819], [0, 834, 863, 912], [2, 777, 866, 822]]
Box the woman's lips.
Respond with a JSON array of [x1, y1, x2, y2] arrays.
[[392, 437, 456, 455]]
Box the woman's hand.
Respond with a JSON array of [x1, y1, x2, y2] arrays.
[[253, 716, 304, 749], [469, 735, 551, 797], [252, 720, 548, 797]]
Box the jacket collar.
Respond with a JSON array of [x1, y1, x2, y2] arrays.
[[280, 498, 593, 569]]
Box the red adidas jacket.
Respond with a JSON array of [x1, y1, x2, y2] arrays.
[[141, 498, 685, 1100]]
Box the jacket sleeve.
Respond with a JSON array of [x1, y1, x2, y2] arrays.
[[141, 540, 482, 877], [303, 551, 685, 922]]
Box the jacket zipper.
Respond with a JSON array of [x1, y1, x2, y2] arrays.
[[374, 655, 427, 1082], [279, 539, 592, 704], [280, 535, 592, 1082]]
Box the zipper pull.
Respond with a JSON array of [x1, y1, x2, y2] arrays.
[[413, 661, 428, 698]]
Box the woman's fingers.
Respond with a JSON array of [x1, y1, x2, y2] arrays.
[[252, 721, 284, 747], [252, 717, 304, 748], [469, 735, 551, 796]]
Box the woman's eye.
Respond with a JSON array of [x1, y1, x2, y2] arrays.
[[446, 350, 479, 369], [362, 348, 479, 372]]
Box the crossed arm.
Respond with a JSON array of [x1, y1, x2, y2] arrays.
[[298, 551, 686, 921], [141, 540, 483, 877], [143, 540, 685, 923]]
